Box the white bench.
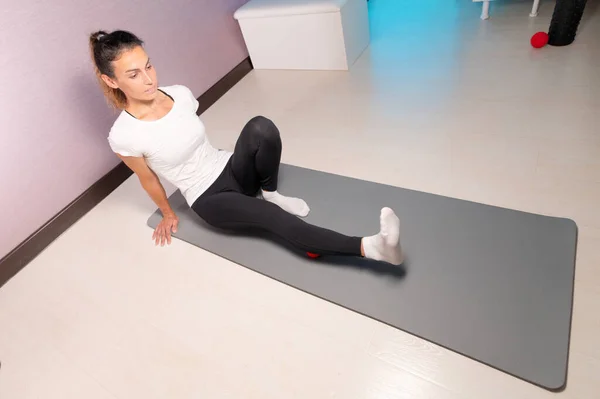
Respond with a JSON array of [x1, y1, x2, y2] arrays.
[[233, 0, 370, 70], [474, 0, 541, 20]]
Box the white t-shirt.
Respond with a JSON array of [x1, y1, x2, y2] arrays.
[[107, 85, 232, 206]]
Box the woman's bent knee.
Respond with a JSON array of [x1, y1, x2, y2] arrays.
[[246, 115, 280, 142]]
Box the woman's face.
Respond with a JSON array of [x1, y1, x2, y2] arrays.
[[101, 45, 159, 104]]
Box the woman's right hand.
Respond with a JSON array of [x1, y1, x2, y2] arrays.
[[152, 212, 179, 246], [115, 154, 179, 247]]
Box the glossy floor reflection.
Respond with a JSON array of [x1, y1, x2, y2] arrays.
[[2, 0, 599, 397]]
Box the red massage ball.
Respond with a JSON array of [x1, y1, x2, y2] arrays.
[[531, 32, 549, 48]]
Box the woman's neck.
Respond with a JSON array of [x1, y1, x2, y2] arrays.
[[125, 90, 174, 121]]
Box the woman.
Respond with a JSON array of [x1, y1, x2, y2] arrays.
[[89, 30, 404, 265]]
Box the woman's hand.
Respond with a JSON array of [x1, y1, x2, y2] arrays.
[[115, 154, 179, 247], [152, 212, 179, 246]]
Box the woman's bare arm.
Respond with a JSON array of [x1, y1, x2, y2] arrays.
[[118, 155, 178, 245]]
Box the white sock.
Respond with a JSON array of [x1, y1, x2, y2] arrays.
[[262, 190, 310, 217], [362, 207, 404, 265]]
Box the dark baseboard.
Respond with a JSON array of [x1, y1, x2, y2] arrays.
[[0, 162, 134, 289], [196, 57, 253, 115], [0, 57, 253, 289]]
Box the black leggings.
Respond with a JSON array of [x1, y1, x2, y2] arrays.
[[191, 116, 363, 257]]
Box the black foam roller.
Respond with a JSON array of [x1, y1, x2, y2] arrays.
[[548, 0, 588, 46]]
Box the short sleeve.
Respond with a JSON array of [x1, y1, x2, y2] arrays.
[[107, 133, 144, 158], [182, 85, 199, 113]]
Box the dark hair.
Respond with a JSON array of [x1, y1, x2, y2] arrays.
[[89, 30, 144, 109]]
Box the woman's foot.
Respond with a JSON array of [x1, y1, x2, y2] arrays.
[[362, 207, 404, 265], [262, 190, 310, 217]]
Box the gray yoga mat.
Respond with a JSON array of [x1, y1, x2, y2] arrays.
[[148, 164, 577, 391]]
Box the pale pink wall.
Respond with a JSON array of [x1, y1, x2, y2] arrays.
[[0, 0, 249, 259]]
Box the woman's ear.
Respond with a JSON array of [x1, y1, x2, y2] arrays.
[[101, 74, 119, 89]]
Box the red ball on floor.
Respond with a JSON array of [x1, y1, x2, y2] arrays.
[[307, 252, 320, 258], [531, 32, 549, 48]]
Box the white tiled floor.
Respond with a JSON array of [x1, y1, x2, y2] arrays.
[[2, 0, 599, 397]]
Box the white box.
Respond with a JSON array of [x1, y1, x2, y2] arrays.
[[233, 0, 370, 70]]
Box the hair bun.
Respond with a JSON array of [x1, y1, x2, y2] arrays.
[[90, 30, 108, 44]]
